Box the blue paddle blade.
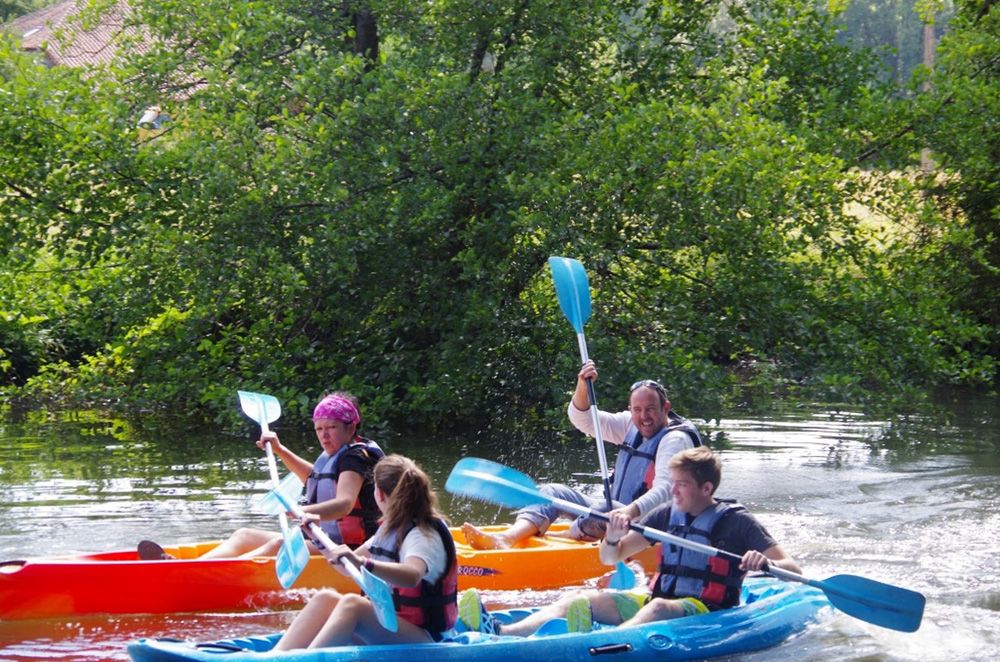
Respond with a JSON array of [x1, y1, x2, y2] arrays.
[[548, 256, 591, 333], [819, 573, 925, 633], [361, 565, 398, 632], [609, 562, 637, 590], [534, 618, 570, 636], [275, 526, 310, 589], [237, 390, 282, 428], [446, 458, 547, 509], [257, 473, 304, 515]]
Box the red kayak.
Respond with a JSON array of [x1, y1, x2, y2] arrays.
[[0, 525, 658, 620]]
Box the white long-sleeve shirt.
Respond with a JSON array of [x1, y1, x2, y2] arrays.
[[567, 403, 696, 517]]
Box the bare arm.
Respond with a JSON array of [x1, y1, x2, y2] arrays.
[[571, 360, 597, 411], [598, 510, 651, 565], [742, 544, 802, 575], [359, 554, 426, 587], [257, 432, 314, 482], [328, 546, 428, 587], [302, 470, 364, 520]]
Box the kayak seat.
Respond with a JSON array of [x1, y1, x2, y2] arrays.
[[138, 540, 176, 560]]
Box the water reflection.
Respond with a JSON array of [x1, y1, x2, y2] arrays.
[[0, 393, 998, 661]]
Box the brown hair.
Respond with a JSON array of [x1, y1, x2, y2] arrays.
[[375, 454, 445, 539], [668, 446, 722, 494]]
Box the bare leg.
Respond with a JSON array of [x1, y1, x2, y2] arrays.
[[274, 590, 342, 650], [241, 536, 285, 558], [547, 528, 577, 540], [201, 530, 322, 560], [500, 590, 623, 637], [312, 594, 432, 647], [621, 597, 688, 626], [199, 528, 281, 559], [462, 520, 540, 550]]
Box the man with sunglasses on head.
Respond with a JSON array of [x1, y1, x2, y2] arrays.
[[462, 360, 702, 550]]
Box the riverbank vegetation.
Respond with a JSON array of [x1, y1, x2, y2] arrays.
[[1, 0, 996, 432]]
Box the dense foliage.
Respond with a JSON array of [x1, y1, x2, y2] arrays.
[[1, 0, 995, 432]]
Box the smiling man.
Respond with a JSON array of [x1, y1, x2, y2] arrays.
[[461, 360, 702, 550]]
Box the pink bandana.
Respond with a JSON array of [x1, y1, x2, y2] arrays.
[[312, 395, 361, 425]]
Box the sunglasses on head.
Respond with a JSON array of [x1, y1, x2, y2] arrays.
[[630, 379, 667, 398]]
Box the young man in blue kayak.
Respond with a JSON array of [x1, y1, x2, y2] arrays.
[[459, 446, 801, 635], [462, 360, 702, 550]]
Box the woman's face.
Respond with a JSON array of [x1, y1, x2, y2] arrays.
[[313, 417, 355, 453]]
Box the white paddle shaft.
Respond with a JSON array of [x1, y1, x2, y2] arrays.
[[577, 332, 613, 505]]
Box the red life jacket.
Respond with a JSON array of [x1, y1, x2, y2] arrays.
[[367, 518, 458, 633]]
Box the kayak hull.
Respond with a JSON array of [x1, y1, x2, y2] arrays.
[[0, 524, 657, 620], [126, 577, 830, 662]]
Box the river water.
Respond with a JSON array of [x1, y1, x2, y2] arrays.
[[0, 392, 997, 661]]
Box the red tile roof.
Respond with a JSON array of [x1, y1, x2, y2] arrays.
[[3, 0, 138, 67]]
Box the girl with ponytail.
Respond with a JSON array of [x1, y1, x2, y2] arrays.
[[276, 454, 459, 650]]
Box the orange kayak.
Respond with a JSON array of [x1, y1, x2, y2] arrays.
[[0, 524, 657, 620]]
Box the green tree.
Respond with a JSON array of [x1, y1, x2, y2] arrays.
[[914, 0, 999, 372], [1, 0, 993, 432]]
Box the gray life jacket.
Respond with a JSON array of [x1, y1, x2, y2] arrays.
[[654, 499, 745, 609], [303, 438, 383, 546], [610, 412, 702, 503]]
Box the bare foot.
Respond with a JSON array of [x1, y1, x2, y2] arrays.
[[461, 522, 513, 550]]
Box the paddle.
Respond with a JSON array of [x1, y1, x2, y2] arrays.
[[549, 256, 635, 590], [446, 457, 926, 633], [236, 390, 310, 589], [255, 471, 305, 515], [263, 482, 399, 632]]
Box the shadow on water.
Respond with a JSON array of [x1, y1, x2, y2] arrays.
[[1, 389, 998, 661]]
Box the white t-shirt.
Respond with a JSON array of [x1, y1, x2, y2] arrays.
[[567, 403, 696, 516], [362, 522, 448, 584]]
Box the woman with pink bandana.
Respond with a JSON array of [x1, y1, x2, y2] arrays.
[[138, 392, 384, 560]]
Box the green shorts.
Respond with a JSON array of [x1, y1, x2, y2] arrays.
[[610, 590, 649, 622], [610, 592, 709, 620], [677, 596, 710, 617]]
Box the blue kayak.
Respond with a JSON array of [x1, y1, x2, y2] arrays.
[[127, 577, 829, 662]]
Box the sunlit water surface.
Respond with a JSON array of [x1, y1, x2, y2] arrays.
[[0, 393, 997, 661]]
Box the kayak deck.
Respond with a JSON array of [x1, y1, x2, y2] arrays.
[[126, 577, 830, 661], [0, 524, 658, 620]]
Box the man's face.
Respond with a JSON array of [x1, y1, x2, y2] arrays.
[[629, 386, 669, 439], [670, 467, 711, 514]]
